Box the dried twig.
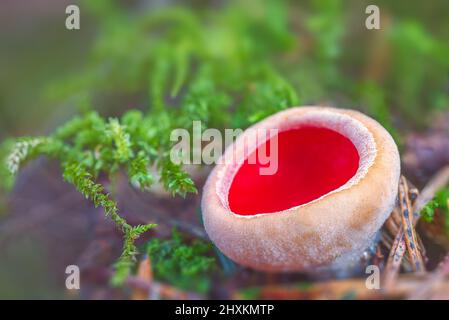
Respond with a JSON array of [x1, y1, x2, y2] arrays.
[[383, 230, 407, 290], [408, 253, 449, 299], [127, 256, 204, 300]]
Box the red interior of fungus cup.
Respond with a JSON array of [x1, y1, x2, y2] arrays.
[[228, 126, 361, 216]]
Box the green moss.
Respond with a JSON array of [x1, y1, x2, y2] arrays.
[[238, 287, 262, 300]]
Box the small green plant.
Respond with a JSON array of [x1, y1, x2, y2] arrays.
[[435, 188, 449, 236], [145, 229, 216, 294]]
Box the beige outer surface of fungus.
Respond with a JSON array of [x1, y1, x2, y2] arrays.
[[201, 106, 400, 272]]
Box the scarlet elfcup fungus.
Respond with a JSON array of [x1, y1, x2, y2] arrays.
[[201, 106, 400, 272]]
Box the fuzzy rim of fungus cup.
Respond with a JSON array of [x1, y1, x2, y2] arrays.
[[201, 106, 400, 272]]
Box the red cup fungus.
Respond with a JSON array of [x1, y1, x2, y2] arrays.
[[201, 106, 400, 271]]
